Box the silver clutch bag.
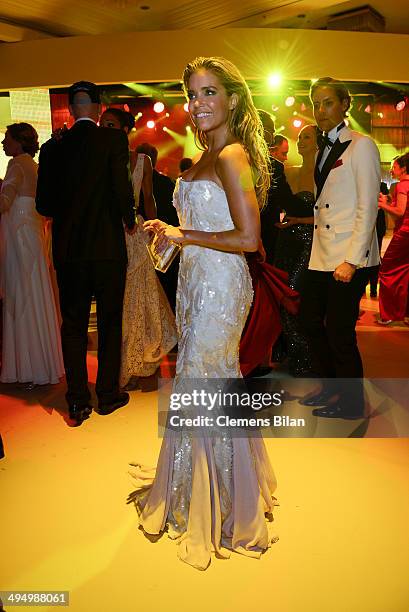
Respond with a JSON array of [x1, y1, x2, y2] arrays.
[[145, 231, 181, 273]]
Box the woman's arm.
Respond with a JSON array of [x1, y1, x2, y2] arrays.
[[141, 155, 157, 220], [378, 192, 406, 217], [0, 159, 23, 214], [145, 144, 260, 253], [275, 215, 314, 228]]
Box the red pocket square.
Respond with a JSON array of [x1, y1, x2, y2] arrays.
[[332, 159, 343, 169]]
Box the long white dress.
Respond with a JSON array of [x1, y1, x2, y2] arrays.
[[120, 154, 177, 386], [0, 154, 64, 384], [129, 179, 277, 570]]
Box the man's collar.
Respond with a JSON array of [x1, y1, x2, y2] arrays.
[[74, 117, 98, 125]]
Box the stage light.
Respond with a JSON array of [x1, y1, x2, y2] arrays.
[[153, 101, 165, 113], [183, 103, 189, 112], [395, 98, 406, 111], [271, 104, 279, 112], [137, 112, 142, 118], [300, 102, 306, 112], [147, 120, 155, 129], [186, 125, 192, 132], [285, 96, 295, 107], [377, 112, 384, 119], [364, 104, 372, 113], [293, 119, 302, 128], [163, 126, 168, 132], [267, 73, 282, 88], [165, 112, 170, 118]]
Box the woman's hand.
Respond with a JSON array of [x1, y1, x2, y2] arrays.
[[144, 219, 186, 248], [275, 216, 299, 229], [378, 194, 388, 209]]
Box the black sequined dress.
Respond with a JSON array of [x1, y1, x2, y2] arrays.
[[274, 191, 314, 376]]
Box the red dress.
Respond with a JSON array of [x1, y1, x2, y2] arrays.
[[379, 179, 409, 321], [239, 254, 299, 376]]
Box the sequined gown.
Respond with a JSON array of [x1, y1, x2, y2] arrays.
[[120, 154, 177, 386], [129, 179, 277, 570], [274, 191, 314, 376]]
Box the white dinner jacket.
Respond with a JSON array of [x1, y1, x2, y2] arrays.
[[309, 126, 381, 271]]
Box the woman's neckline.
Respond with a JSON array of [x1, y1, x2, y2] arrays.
[[179, 177, 224, 192]]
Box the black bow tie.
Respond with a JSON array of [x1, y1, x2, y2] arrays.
[[319, 133, 335, 150]]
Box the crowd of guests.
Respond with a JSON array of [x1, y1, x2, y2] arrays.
[[0, 61, 408, 569], [0, 78, 408, 423]]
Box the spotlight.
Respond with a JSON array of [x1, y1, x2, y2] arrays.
[[147, 120, 155, 129], [183, 102, 189, 112], [165, 112, 170, 117], [267, 73, 282, 88], [364, 104, 372, 113], [186, 125, 191, 132], [137, 112, 142, 118], [377, 112, 384, 119], [124, 104, 130, 112], [153, 101, 165, 113], [163, 126, 168, 132], [395, 98, 406, 111], [285, 96, 295, 107], [293, 119, 302, 128]]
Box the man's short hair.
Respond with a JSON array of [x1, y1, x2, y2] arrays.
[[309, 77, 351, 115], [68, 81, 100, 104], [272, 134, 288, 148]]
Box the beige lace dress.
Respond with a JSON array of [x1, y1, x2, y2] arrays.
[[120, 154, 177, 386]]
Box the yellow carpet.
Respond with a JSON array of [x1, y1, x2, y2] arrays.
[[1, 380, 408, 612]]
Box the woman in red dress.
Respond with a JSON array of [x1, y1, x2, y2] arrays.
[[378, 152, 409, 324]]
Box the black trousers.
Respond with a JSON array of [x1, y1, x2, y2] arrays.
[[299, 268, 372, 410], [56, 260, 126, 406]]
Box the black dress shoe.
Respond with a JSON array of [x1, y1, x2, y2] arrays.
[[97, 392, 129, 416], [68, 404, 92, 425], [312, 403, 364, 420], [299, 390, 335, 407]]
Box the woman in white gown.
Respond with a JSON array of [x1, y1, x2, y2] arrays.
[[0, 123, 63, 385], [128, 58, 278, 570], [99, 109, 177, 388]]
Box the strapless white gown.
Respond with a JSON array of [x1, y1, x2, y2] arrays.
[[129, 179, 277, 570]]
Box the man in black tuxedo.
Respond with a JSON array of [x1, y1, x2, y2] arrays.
[[36, 81, 136, 424]]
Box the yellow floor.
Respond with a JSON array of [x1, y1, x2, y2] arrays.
[[1, 379, 408, 612]]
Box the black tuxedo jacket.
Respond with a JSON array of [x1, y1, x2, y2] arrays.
[[36, 120, 135, 267]]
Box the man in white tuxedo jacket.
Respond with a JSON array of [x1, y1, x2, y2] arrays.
[[299, 77, 380, 419]]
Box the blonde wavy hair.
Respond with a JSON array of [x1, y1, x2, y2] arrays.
[[182, 56, 270, 209]]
